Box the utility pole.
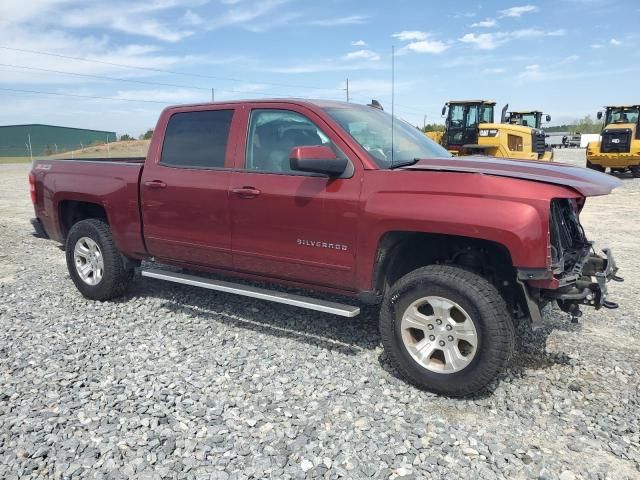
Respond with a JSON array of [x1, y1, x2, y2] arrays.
[[423, 114, 427, 130], [344, 78, 350, 102], [27, 133, 33, 161], [211, 88, 215, 102], [391, 45, 395, 165]]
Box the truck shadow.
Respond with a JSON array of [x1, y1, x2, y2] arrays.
[[125, 277, 382, 356], [377, 318, 578, 399], [123, 277, 580, 397]]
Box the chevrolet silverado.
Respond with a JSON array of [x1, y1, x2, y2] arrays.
[[29, 99, 622, 396]]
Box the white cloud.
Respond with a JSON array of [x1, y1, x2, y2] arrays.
[[459, 33, 504, 50], [60, 2, 201, 43], [309, 15, 368, 26], [459, 28, 565, 50], [400, 40, 449, 54], [610, 38, 622, 46], [482, 67, 506, 75], [560, 55, 580, 64], [471, 19, 497, 28], [392, 30, 428, 41], [112, 88, 203, 104], [392, 31, 449, 54], [343, 49, 381, 62], [352, 40, 368, 47], [591, 43, 603, 49], [499, 5, 539, 17], [515, 64, 544, 82], [183, 9, 204, 26]]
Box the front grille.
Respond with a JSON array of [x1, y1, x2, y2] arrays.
[[531, 129, 546, 156], [601, 129, 631, 153], [550, 199, 590, 272]]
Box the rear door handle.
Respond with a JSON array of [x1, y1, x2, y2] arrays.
[[144, 180, 167, 189], [231, 186, 261, 198]]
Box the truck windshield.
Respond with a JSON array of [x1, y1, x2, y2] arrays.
[[605, 107, 639, 125], [324, 105, 451, 167], [511, 113, 538, 128]]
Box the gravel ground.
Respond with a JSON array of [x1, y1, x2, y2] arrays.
[[1, 150, 639, 480]]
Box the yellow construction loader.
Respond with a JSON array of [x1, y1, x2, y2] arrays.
[[506, 110, 550, 130], [586, 105, 640, 177], [427, 100, 553, 161]]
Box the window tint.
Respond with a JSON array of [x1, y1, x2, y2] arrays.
[[480, 105, 493, 123], [449, 105, 464, 127], [466, 106, 478, 127], [160, 110, 233, 168], [246, 109, 333, 173]]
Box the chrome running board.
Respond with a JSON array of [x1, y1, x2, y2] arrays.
[[141, 268, 361, 318]]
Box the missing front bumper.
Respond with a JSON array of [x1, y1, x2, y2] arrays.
[[518, 248, 622, 325], [547, 247, 623, 317]]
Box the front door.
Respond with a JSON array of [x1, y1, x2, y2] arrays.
[[229, 106, 361, 290], [140, 106, 238, 268]]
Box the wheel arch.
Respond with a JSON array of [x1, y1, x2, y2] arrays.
[[373, 231, 515, 288], [370, 231, 525, 316], [58, 199, 109, 240]]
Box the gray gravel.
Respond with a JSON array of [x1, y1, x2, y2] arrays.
[[1, 150, 639, 479]]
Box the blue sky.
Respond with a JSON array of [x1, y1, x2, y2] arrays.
[[0, 0, 638, 136]]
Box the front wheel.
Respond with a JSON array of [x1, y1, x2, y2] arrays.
[[65, 219, 134, 300], [380, 265, 514, 396]]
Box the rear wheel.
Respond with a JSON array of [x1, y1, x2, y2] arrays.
[[380, 265, 514, 396], [586, 160, 605, 172], [65, 219, 134, 300], [630, 165, 640, 178]]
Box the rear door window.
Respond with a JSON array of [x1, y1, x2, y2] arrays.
[[161, 110, 234, 168]]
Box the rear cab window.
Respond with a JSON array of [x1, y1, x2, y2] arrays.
[[160, 109, 234, 169]]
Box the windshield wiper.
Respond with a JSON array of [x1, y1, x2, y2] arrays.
[[388, 158, 420, 169]]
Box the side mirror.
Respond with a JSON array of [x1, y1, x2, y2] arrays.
[[441, 106, 446, 116], [290, 145, 347, 176], [597, 111, 603, 120], [546, 114, 551, 122]]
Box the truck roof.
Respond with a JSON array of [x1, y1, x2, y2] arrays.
[[445, 100, 496, 106], [163, 98, 359, 110], [603, 105, 640, 108]]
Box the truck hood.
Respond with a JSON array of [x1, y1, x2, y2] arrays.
[[402, 156, 621, 197]]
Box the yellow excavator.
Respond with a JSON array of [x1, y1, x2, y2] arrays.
[[586, 105, 640, 177], [426, 100, 553, 161]]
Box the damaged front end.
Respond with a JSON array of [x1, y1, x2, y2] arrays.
[[521, 198, 623, 324]]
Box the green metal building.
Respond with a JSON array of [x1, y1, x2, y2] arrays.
[[0, 124, 116, 157]]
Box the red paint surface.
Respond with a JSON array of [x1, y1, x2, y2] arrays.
[[31, 99, 618, 296]]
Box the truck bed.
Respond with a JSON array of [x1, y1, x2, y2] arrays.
[[31, 157, 147, 258]]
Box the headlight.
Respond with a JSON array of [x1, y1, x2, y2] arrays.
[[479, 129, 499, 137]]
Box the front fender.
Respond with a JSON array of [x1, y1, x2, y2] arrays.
[[355, 170, 564, 292], [364, 192, 546, 264]]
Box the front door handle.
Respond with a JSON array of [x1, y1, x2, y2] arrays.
[[144, 180, 167, 189], [231, 186, 261, 198]]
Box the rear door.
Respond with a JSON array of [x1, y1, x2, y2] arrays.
[[229, 104, 362, 290], [141, 106, 240, 268]]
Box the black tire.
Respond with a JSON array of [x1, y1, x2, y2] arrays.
[[586, 160, 605, 172], [380, 265, 514, 397], [630, 165, 640, 178], [65, 219, 134, 301]]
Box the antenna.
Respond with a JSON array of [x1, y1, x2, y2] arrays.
[[391, 45, 395, 166]]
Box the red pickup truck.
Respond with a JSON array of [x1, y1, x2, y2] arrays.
[[29, 99, 622, 396]]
